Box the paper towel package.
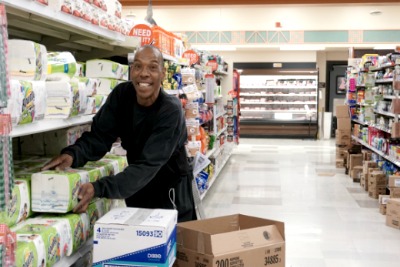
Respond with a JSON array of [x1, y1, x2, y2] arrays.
[[78, 77, 98, 96], [31, 169, 89, 213], [86, 59, 126, 79], [19, 81, 36, 125], [49, 0, 73, 14], [6, 80, 24, 126], [45, 81, 73, 119], [15, 233, 46, 267], [13, 221, 62, 266], [59, 213, 90, 253], [0, 179, 31, 227], [92, 208, 177, 267], [47, 52, 77, 81], [8, 40, 47, 81], [86, 198, 107, 237]]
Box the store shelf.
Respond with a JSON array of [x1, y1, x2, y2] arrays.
[[374, 110, 396, 118], [205, 147, 217, 158], [241, 86, 316, 89], [383, 95, 397, 100], [214, 70, 228, 75], [369, 63, 395, 72], [352, 135, 400, 167], [240, 93, 317, 97], [10, 115, 95, 138], [216, 126, 227, 136], [241, 102, 317, 105], [54, 237, 93, 267], [241, 109, 310, 113], [3, 0, 140, 60], [215, 111, 227, 118], [352, 119, 368, 125], [200, 152, 232, 200], [375, 78, 394, 84]]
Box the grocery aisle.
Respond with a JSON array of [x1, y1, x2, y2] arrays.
[[202, 138, 400, 267]]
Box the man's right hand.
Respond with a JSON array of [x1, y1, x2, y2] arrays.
[[41, 154, 73, 171]]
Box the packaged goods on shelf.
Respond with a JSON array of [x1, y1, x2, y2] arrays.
[[78, 77, 98, 97], [85, 59, 129, 81], [0, 179, 32, 228], [86, 198, 107, 237], [92, 208, 177, 267], [8, 40, 48, 81], [14, 231, 46, 267], [97, 78, 123, 95], [46, 52, 77, 82]]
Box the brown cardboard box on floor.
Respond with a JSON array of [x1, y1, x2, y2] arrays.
[[390, 188, 400, 198], [362, 150, 372, 161], [336, 158, 344, 168], [336, 105, 350, 118], [368, 171, 387, 187], [351, 166, 363, 182], [349, 154, 363, 171], [368, 187, 387, 199], [386, 214, 400, 229], [336, 147, 348, 159], [386, 198, 400, 216], [380, 204, 387, 215], [363, 161, 378, 175], [360, 174, 365, 188], [174, 214, 285, 267]]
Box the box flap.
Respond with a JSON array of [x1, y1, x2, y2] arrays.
[[176, 214, 285, 255]]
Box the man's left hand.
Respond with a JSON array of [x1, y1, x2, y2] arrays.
[[73, 183, 95, 213]]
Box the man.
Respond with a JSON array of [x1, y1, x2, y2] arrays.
[[42, 45, 196, 222]]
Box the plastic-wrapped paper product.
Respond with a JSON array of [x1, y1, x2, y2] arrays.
[[86, 59, 126, 80], [8, 40, 47, 81], [46, 51, 77, 81]]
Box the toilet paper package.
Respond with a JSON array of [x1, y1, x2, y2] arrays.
[[94, 94, 106, 111], [15, 233, 46, 267], [62, 213, 90, 252], [47, 51, 77, 81], [103, 154, 128, 172], [84, 96, 97, 114], [8, 40, 47, 81], [31, 169, 89, 213], [45, 81, 73, 119], [13, 221, 61, 266], [76, 166, 102, 182], [97, 78, 120, 95], [0, 179, 31, 227], [85, 59, 125, 80]]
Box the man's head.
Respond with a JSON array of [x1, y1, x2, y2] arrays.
[[131, 45, 165, 106]]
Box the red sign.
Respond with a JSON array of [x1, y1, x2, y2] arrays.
[[182, 50, 199, 65], [129, 24, 153, 46], [206, 59, 218, 71]]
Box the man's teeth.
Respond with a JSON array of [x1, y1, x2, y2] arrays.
[[139, 83, 150, 86]]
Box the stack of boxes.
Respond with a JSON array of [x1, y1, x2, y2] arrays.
[[335, 105, 352, 168], [368, 171, 387, 199]]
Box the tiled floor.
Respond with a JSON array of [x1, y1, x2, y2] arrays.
[[202, 138, 400, 267]]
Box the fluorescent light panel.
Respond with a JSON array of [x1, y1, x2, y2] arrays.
[[191, 45, 236, 51], [280, 45, 325, 51]]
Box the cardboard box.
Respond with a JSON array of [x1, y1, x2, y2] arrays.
[[380, 204, 387, 215], [368, 171, 387, 187], [93, 208, 177, 267], [336, 147, 347, 159], [336, 158, 344, 168], [387, 198, 400, 216], [379, 195, 391, 205], [360, 174, 365, 188], [368, 187, 386, 199], [351, 166, 363, 182], [362, 150, 372, 161], [349, 154, 363, 171], [390, 188, 400, 198], [335, 129, 351, 146], [386, 214, 400, 229], [389, 176, 400, 188], [337, 118, 351, 130], [363, 161, 378, 175], [174, 214, 285, 267], [336, 105, 350, 118]]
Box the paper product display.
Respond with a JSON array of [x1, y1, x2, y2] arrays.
[[45, 81, 74, 119], [78, 77, 98, 97], [5, 80, 24, 126], [15, 233, 46, 267], [97, 78, 121, 95], [0, 179, 31, 228], [85, 59, 129, 81], [92, 208, 177, 267], [60, 213, 90, 253], [46, 52, 77, 81], [103, 154, 128, 172], [31, 169, 89, 213], [8, 40, 47, 81], [31, 81, 47, 121], [86, 198, 107, 237], [13, 221, 62, 266]]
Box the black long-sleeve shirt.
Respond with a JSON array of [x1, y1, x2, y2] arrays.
[[62, 82, 195, 221]]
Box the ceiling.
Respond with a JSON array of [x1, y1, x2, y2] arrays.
[[120, 0, 399, 6]]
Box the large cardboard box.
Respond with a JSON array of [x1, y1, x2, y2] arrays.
[[337, 118, 351, 130], [336, 105, 350, 118], [390, 188, 400, 198], [174, 214, 285, 267], [349, 154, 363, 171], [351, 166, 363, 182], [335, 129, 351, 146], [93, 208, 177, 267], [388, 176, 400, 188]]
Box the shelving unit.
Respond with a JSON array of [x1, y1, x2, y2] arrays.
[[238, 73, 319, 138]]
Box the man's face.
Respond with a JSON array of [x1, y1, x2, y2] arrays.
[[131, 47, 165, 106]]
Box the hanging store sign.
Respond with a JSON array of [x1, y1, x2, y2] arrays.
[[206, 59, 218, 71], [129, 24, 153, 46], [182, 50, 199, 65]]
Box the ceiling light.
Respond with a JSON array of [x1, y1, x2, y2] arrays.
[[280, 45, 325, 51], [373, 45, 396, 50], [369, 10, 382, 16]]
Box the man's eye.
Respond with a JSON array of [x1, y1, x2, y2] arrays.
[[132, 64, 141, 70], [149, 65, 159, 71]]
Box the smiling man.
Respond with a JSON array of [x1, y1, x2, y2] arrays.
[[42, 45, 197, 222]]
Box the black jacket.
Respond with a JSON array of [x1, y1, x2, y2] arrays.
[[62, 82, 196, 222]]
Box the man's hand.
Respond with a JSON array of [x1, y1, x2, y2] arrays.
[[73, 183, 95, 213], [41, 154, 73, 171]]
